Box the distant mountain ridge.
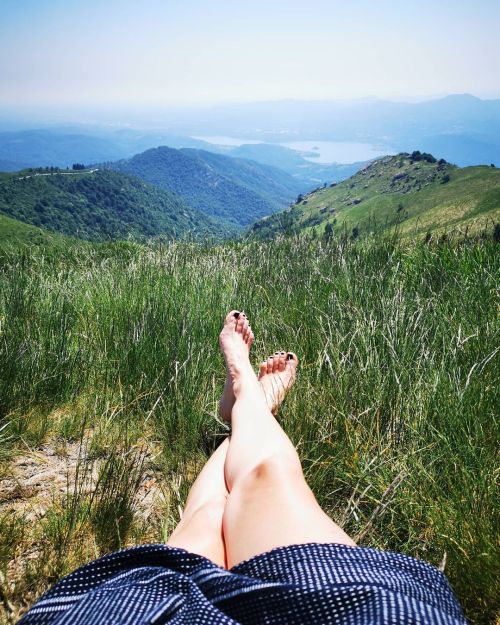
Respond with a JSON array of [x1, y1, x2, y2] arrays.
[[2, 95, 498, 175], [251, 152, 500, 239], [0, 128, 364, 189], [0, 129, 215, 172], [104, 146, 302, 227], [0, 168, 227, 241], [220, 143, 365, 187]]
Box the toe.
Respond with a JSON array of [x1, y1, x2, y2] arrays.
[[286, 352, 299, 368], [248, 330, 255, 347], [272, 353, 280, 373], [225, 310, 240, 328], [236, 314, 246, 333], [243, 324, 251, 343], [266, 356, 274, 374], [258, 361, 267, 378], [278, 352, 286, 372]]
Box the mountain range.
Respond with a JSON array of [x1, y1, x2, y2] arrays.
[[1, 95, 499, 177]]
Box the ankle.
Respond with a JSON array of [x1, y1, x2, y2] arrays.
[[232, 368, 262, 398]]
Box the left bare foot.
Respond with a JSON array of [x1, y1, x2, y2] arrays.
[[219, 310, 254, 421]]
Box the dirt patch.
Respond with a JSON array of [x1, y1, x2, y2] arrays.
[[0, 438, 167, 523]]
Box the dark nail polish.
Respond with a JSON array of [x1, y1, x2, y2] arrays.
[[233, 312, 240, 319], [286, 353, 293, 360]]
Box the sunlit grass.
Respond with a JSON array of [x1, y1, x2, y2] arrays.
[[0, 234, 498, 624]]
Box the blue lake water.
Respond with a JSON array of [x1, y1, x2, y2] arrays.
[[281, 141, 395, 164], [193, 136, 395, 164]]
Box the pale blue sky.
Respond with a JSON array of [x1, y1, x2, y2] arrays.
[[1, 0, 499, 106]]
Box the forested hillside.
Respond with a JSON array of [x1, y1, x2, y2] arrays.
[[105, 146, 301, 227], [0, 168, 228, 241]]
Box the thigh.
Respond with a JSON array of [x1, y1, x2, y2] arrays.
[[222, 455, 355, 568], [167, 498, 227, 568]]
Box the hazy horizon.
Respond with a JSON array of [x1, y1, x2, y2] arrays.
[[1, 0, 499, 110]]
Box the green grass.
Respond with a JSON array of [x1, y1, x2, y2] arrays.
[[0, 234, 498, 624], [0, 214, 69, 248]]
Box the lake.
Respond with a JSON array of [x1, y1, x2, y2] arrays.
[[193, 136, 395, 164], [281, 140, 395, 164]]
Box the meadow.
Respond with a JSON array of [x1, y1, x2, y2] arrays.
[[0, 233, 498, 624]]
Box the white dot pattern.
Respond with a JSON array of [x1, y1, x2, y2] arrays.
[[18, 542, 467, 624]]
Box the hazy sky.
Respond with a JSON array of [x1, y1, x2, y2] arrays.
[[1, 0, 499, 107]]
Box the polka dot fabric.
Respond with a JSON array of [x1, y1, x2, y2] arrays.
[[19, 543, 467, 624]]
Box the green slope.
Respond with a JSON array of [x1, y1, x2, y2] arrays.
[[251, 153, 500, 239], [0, 168, 231, 241], [106, 146, 301, 228], [0, 213, 69, 247]]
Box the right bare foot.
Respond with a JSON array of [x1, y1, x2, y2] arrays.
[[258, 351, 298, 415], [219, 310, 254, 421]]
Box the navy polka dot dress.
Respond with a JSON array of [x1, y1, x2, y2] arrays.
[[19, 543, 467, 624]]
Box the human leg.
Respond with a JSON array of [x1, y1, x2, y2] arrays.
[[219, 311, 355, 568], [167, 437, 229, 568], [168, 311, 255, 567]]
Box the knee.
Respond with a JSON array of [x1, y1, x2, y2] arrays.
[[239, 453, 303, 491]]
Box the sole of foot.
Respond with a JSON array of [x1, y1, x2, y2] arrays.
[[258, 351, 298, 415]]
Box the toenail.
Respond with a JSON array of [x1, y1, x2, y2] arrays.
[[286, 353, 293, 360], [233, 312, 240, 318]]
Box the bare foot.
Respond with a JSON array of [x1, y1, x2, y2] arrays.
[[219, 310, 254, 421], [258, 351, 298, 415]]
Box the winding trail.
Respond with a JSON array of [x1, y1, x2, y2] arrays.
[[15, 168, 99, 181]]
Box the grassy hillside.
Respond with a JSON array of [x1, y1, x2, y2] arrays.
[[0, 168, 231, 241], [0, 234, 497, 624], [251, 153, 500, 239], [0, 213, 69, 247], [106, 146, 301, 227]]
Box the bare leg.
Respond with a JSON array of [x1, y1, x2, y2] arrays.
[[167, 438, 229, 568], [219, 311, 355, 569], [168, 312, 254, 567]]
